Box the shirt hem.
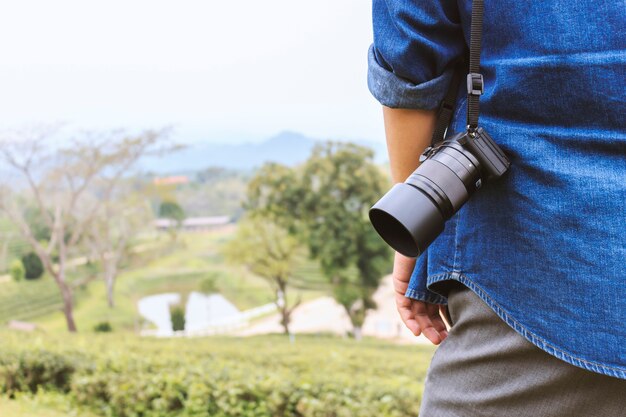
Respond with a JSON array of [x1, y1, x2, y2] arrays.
[[407, 271, 626, 380]]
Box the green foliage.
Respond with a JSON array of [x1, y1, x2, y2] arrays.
[[0, 332, 432, 416], [93, 321, 112, 333], [170, 305, 185, 331], [246, 142, 393, 329], [159, 200, 186, 223], [23, 207, 52, 242], [21, 252, 44, 280], [223, 216, 302, 288], [10, 259, 25, 282], [199, 272, 220, 294], [223, 216, 305, 334], [0, 349, 75, 396]]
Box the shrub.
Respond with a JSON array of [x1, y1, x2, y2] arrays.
[[0, 350, 74, 396], [9, 259, 25, 282], [93, 321, 112, 333], [21, 252, 44, 280], [170, 306, 185, 331], [0, 332, 432, 416], [199, 272, 220, 294]]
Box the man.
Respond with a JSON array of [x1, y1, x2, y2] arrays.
[[367, 1, 625, 415]]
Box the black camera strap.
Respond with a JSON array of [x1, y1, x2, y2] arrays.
[[431, 0, 484, 145], [467, 0, 484, 132], [430, 61, 464, 145]]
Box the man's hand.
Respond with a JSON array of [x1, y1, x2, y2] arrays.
[[393, 251, 449, 345], [381, 106, 447, 344]]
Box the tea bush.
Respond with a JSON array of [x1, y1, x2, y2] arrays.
[[0, 350, 75, 396], [93, 322, 113, 333], [9, 259, 25, 282], [0, 332, 433, 417], [21, 252, 44, 280], [170, 306, 185, 332]]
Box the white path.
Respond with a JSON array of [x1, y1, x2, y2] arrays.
[[236, 275, 433, 344], [137, 275, 435, 344]]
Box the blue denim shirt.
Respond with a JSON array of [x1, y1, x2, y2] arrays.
[[368, 0, 625, 379]]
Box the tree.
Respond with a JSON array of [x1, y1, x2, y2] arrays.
[[158, 200, 186, 242], [21, 252, 44, 280], [159, 200, 185, 225], [9, 259, 25, 282], [0, 126, 170, 332], [86, 194, 153, 308], [170, 305, 186, 332], [246, 142, 392, 338], [199, 272, 220, 294], [223, 215, 303, 335]]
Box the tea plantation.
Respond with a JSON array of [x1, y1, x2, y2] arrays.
[[0, 331, 434, 417]]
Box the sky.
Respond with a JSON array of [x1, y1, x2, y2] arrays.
[[0, 1, 385, 144]]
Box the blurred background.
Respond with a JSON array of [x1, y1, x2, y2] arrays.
[[0, 2, 433, 416]]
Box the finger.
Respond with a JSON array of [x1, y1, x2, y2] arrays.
[[395, 293, 421, 336], [392, 252, 416, 285], [413, 302, 444, 345], [426, 303, 449, 336], [402, 315, 420, 336], [392, 275, 409, 296], [425, 303, 449, 341]]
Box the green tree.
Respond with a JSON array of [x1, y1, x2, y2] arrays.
[[9, 259, 25, 282], [199, 272, 220, 294], [159, 200, 185, 225], [246, 142, 392, 338], [21, 252, 44, 280], [223, 215, 303, 335]]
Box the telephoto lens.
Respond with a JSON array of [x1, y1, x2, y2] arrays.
[[369, 127, 509, 258]]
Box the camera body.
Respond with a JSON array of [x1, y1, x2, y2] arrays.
[[369, 127, 510, 258]]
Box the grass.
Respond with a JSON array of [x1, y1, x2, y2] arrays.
[[0, 279, 63, 323], [15, 225, 326, 333]]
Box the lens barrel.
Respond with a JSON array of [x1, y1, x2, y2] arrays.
[[369, 140, 482, 258]]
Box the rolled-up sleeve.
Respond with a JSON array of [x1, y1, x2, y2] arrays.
[[368, 0, 465, 109]]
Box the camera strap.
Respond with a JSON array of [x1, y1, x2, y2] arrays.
[[466, 0, 484, 132], [431, 0, 485, 145]]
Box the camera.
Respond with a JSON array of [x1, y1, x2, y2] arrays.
[[369, 127, 510, 258]]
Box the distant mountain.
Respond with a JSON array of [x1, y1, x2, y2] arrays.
[[140, 131, 387, 174]]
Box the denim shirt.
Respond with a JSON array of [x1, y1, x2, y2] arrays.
[[368, 0, 625, 379]]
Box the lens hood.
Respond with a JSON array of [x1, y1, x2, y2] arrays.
[[369, 183, 444, 258]]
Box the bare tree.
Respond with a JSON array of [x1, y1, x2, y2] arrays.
[[0, 126, 168, 332], [86, 194, 153, 308]]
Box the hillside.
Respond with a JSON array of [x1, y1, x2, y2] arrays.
[[0, 227, 326, 333], [140, 131, 388, 173]]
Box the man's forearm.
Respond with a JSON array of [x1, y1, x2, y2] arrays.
[[382, 106, 437, 183]]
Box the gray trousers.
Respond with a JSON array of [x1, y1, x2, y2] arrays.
[[419, 282, 626, 417]]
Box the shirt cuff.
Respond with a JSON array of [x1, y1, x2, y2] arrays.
[[367, 44, 454, 110]]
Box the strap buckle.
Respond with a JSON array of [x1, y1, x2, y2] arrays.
[[466, 73, 484, 96]]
